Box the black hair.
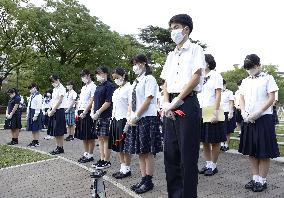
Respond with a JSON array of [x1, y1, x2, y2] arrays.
[[169, 14, 193, 34], [44, 89, 52, 97], [96, 66, 112, 81], [223, 79, 227, 85], [6, 88, 18, 95], [28, 82, 39, 91], [243, 54, 260, 70], [237, 80, 242, 86], [49, 74, 60, 82], [205, 54, 216, 70], [80, 69, 94, 81], [66, 81, 75, 87], [132, 54, 152, 75], [113, 67, 129, 81]]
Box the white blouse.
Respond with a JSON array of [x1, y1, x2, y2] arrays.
[[66, 90, 77, 108], [27, 93, 42, 116], [78, 81, 96, 110], [52, 84, 67, 109], [199, 70, 223, 108], [221, 89, 234, 112], [112, 82, 131, 120], [160, 39, 205, 93], [234, 90, 241, 109], [240, 72, 278, 115]]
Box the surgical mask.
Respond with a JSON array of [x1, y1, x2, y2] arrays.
[[133, 65, 143, 75], [46, 93, 51, 97], [114, 78, 124, 86], [96, 75, 105, 83], [81, 77, 88, 84], [171, 28, 185, 45], [247, 68, 259, 76], [52, 82, 59, 88]]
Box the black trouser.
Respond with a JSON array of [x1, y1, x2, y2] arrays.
[[164, 94, 201, 198]]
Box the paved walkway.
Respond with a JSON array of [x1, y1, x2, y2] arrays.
[[0, 129, 283, 198]]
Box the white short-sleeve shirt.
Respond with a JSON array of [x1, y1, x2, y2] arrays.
[[130, 74, 158, 117], [234, 89, 241, 109], [112, 82, 131, 120], [78, 81, 97, 110], [27, 93, 42, 110], [66, 90, 77, 108], [239, 72, 279, 115], [52, 84, 67, 109], [160, 39, 205, 93], [221, 89, 234, 112], [199, 70, 223, 108]]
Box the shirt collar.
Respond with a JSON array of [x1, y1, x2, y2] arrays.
[[136, 72, 146, 82], [174, 39, 191, 54], [248, 72, 265, 79]]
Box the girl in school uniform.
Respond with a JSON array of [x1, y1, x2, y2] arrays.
[[91, 66, 115, 169], [42, 90, 52, 132], [47, 74, 67, 155], [75, 69, 97, 163], [199, 54, 226, 176], [5, 88, 22, 145], [108, 67, 132, 179], [238, 54, 279, 192], [124, 54, 163, 194], [65, 81, 77, 141], [26, 83, 43, 147], [220, 79, 236, 151]]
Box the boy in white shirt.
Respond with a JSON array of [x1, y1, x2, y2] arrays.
[[65, 81, 77, 141]]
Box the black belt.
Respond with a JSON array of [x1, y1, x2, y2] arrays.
[[169, 91, 197, 98]]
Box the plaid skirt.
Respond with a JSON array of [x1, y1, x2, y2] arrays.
[[238, 114, 279, 159], [47, 108, 67, 136], [65, 108, 76, 126], [75, 110, 97, 140], [26, 108, 43, 131], [4, 113, 22, 130], [124, 116, 163, 155], [94, 118, 111, 137], [108, 118, 127, 152]]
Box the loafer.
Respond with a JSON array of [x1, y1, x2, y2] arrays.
[[135, 181, 154, 194], [114, 171, 131, 179], [50, 147, 64, 155], [199, 166, 209, 174], [245, 180, 255, 189], [252, 182, 266, 192], [131, 177, 146, 191], [204, 168, 218, 176]]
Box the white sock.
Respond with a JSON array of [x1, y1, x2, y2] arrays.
[[124, 165, 131, 173], [262, 177, 267, 184], [206, 161, 211, 168], [211, 162, 217, 170], [221, 142, 225, 146], [84, 152, 88, 157], [224, 143, 228, 147], [87, 153, 93, 158], [253, 175, 259, 182], [120, 163, 125, 173]]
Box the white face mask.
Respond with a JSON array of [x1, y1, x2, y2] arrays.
[[133, 64, 143, 75], [171, 28, 185, 45], [52, 82, 59, 88], [96, 75, 105, 83], [46, 93, 51, 97], [114, 78, 124, 86], [81, 77, 88, 84], [66, 85, 72, 90], [247, 68, 259, 76]]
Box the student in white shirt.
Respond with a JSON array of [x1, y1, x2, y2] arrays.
[[234, 80, 243, 133], [238, 54, 279, 192], [47, 74, 67, 155], [124, 54, 162, 194], [220, 80, 236, 151], [199, 54, 226, 176], [108, 67, 132, 179], [75, 69, 97, 163], [26, 83, 43, 147], [161, 14, 205, 198], [65, 81, 77, 141]]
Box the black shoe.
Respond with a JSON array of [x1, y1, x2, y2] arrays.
[[49, 147, 64, 155], [27, 141, 40, 147], [245, 180, 255, 189], [252, 182, 266, 192], [114, 171, 131, 179], [220, 146, 225, 151], [135, 178, 154, 194], [96, 161, 111, 169], [78, 156, 94, 163], [224, 146, 229, 151], [112, 171, 121, 178], [65, 135, 74, 141], [204, 168, 218, 176], [7, 140, 18, 145], [91, 159, 103, 168], [199, 166, 209, 174], [131, 177, 146, 191]]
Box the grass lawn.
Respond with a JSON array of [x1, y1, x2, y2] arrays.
[[0, 144, 52, 169]]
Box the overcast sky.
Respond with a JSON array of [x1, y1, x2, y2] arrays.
[[32, 0, 284, 72]]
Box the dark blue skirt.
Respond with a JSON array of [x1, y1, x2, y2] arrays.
[[238, 114, 279, 159], [47, 108, 67, 136], [108, 118, 127, 152], [75, 110, 97, 140], [224, 112, 236, 134], [26, 108, 43, 131], [201, 121, 226, 143], [124, 116, 163, 155], [235, 108, 243, 123], [4, 113, 22, 130], [272, 106, 279, 125]]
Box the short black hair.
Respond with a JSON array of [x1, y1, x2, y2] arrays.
[[205, 54, 216, 70], [237, 80, 242, 86], [243, 54, 260, 70], [66, 81, 75, 87], [28, 82, 39, 91], [49, 74, 60, 82], [223, 79, 227, 85], [113, 67, 129, 81], [169, 14, 193, 34], [95, 66, 109, 75], [6, 88, 18, 95], [131, 54, 152, 75]]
